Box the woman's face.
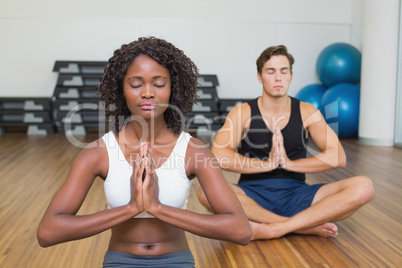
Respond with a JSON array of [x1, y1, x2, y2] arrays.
[[123, 54, 171, 121]]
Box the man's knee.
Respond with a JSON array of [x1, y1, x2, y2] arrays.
[[314, 176, 375, 206], [352, 176, 375, 205]]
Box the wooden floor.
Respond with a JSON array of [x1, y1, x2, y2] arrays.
[[0, 133, 401, 267]]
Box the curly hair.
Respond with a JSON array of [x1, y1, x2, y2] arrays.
[[97, 36, 199, 135]]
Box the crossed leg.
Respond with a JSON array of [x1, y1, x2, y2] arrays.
[[198, 183, 338, 238], [198, 176, 374, 240]]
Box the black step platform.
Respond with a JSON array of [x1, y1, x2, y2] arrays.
[[0, 122, 54, 134], [0, 110, 52, 123], [218, 98, 251, 113], [53, 61, 107, 74], [0, 98, 52, 111], [0, 97, 54, 134], [56, 74, 103, 87], [198, 74, 219, 88], [53, 87, 98, 99], [52, 61, 108, 134]]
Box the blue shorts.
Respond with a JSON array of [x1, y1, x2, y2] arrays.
[[237, 178, 324, 217], [102, 250, 195, 268]]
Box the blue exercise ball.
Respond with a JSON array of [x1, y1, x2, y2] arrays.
[[320, 83, 360, 138], [295, 84, 327, 109], [316, 43, 362, 87]]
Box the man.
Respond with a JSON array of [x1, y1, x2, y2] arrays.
[[198, 45, 374, 240]]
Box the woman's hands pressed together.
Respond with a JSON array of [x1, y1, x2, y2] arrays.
[[130, 142, 161, 217]]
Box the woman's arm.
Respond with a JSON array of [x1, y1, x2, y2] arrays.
[[37, 139, 143, 247], [143, 138, 251, 246]]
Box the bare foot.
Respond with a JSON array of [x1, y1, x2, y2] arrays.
[[295, 222, 338, 238], [249, 221, 280, 240], [249, 221, 338, 241]]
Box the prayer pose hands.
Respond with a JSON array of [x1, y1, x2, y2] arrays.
[[130, 142, 160, 216], [270, 128, 290, 170]]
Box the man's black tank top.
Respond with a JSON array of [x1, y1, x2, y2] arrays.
[[238, 97, 307, 183]]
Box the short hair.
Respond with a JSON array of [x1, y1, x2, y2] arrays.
[[97, 37, 199, 135], [256, 45, 295, 74]]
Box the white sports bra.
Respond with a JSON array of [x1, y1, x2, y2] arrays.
[[102, 131, 192, 218]]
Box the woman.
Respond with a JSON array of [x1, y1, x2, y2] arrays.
[[37, 37, 251, 267]]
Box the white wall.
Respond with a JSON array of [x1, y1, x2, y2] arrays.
[[0, 0, 356, 98], [358, 0, 399, 146], [351, 0, 364, 50]]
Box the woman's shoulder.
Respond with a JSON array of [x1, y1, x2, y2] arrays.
[[72, 136, 109, 177], [185, 135, 216, 165], [82, 133, 110, 153], [185, 134, 209, 152], [184, 134, 221, 179]]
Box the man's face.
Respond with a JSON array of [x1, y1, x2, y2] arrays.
[[257, 55, 293, 98]]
